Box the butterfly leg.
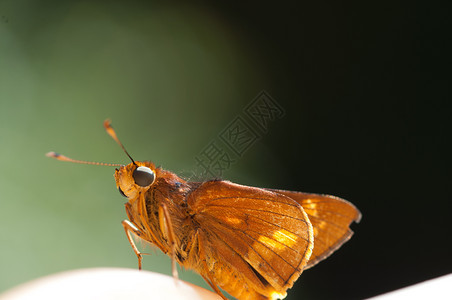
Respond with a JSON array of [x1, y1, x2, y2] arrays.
[[201, 274, 227, 300], [159, 203, 179, 280], [122, 219, 144, 270]]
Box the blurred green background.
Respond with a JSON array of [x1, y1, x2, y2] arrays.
[[0, 1, 450, 299], [0, 0, 265, 296]]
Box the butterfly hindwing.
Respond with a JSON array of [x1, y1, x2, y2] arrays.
[[268, 189, 361, 269]]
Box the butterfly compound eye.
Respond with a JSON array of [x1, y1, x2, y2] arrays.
[[133, 166, 155, 187]]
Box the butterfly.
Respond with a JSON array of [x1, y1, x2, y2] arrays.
[[47, 120, 361, 300]]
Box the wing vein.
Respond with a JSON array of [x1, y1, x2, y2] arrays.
[[303, 207, 358, 220], [208, 216, 300, 282], [305, 214, 352, 230], [205, 196, 299, 207], [249, 214, 310, 244], [205, 204, 308, 223]]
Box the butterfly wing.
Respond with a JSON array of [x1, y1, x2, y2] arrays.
[[269, 189, 361, 269], [186, 180, 314, 299]]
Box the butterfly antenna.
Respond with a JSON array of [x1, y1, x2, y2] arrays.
[[46, 152, 123, 167], [103, 119, 136, 165]]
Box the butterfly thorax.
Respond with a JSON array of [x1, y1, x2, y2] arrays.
[[116, 162, 200, 264]]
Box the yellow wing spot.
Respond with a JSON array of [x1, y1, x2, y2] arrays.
[[257, 230, 298, 250], [303, 198, 314, 204], [270, 291, 287, 299], [258, 235, 281, 250], [272, 229, 298, 248], [302, 200, 319, 216], [223, 216, 242, 225]]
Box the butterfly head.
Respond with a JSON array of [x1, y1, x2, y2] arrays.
[[115, 161, 157, 199]]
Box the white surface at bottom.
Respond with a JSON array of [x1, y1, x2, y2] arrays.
[[368, 274, 452, 300]]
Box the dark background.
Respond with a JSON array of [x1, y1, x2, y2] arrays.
[[0, 1, 450, 299], [239, 2, 452, 299]]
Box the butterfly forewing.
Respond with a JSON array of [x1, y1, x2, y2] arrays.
[[187, 181, 314, 298], [270, 190, 361, 269]]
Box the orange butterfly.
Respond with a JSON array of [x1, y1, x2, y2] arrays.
[[47, 120, 361, 300]]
